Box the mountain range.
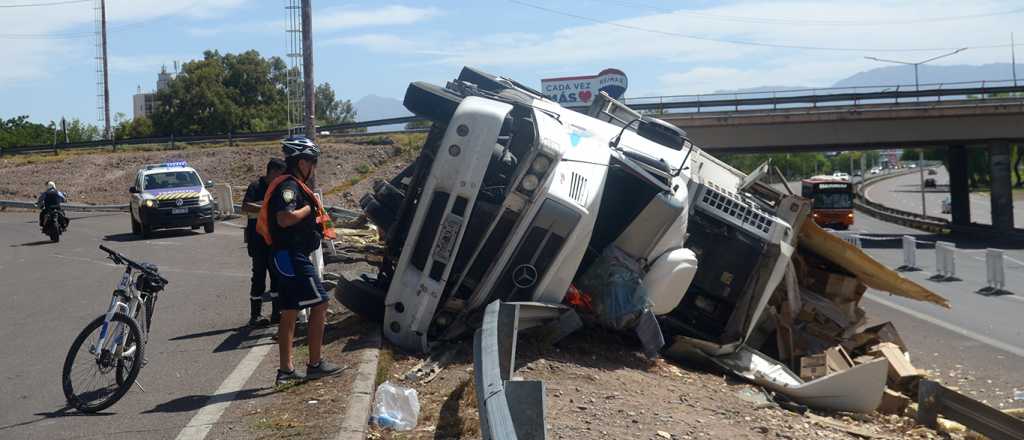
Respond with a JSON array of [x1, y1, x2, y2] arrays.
[[354, 63, 1021, 124]]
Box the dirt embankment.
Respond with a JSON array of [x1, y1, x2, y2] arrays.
[[0, 136, 418, 208]]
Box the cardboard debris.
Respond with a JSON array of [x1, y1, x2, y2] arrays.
[[799, 346, 854, 381], [867, 342, 921, 386], [843, 322, 907, 354], [797, 221, 951, 308], [877, 388, 912, 415]]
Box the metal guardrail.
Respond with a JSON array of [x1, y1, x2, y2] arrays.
[[918, 380, 1024, 440], [855, 168, 951, 233], [0, 117, 427, 157], [625, 79, 1024, 113], [473, 300, 581, 440], [0, 200, 129, 212]]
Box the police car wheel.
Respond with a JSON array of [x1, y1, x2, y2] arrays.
[[140, 223, 152, 238], [203, 222, 215, 233]]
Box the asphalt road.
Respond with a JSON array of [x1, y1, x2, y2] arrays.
[[865, 166, 1024, 228], [0, 211, 276, 439], [839, 189, 1024, 408]]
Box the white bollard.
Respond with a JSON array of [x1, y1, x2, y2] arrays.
[[985, 248, 1006, 291], [933, 241, 957, 280], [213, 183, 234, 217], [901, 235, 917, 270], [833, 231, 862, 248]]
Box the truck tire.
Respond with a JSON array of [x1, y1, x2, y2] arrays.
[[334, 273, 385, 322]]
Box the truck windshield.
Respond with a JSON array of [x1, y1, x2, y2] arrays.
[[144, 171, 201, 190], [813, 191, 852, 209]]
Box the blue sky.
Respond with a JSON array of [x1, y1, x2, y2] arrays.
[[1, 0, 1021, 125]]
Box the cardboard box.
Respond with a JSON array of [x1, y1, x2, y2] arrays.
[[799, 346, 854, 381], [877, 388, 912, 415], [868, 342, 920, 385]]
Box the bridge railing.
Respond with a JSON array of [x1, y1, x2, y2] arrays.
[[624, 79, 1024, 114]]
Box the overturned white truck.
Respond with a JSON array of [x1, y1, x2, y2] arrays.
[[346, 67, 808, 359]]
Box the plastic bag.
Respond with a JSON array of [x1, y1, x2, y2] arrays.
[[575, 245, 650, 330], [371, 381, 420, 431]]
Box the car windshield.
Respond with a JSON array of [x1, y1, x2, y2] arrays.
[[813, 191, 853, 209], [144, 171, 201, 190]]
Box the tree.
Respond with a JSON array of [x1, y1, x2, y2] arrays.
[[0, 115, 50, 147], [315, 82, 357, 126], [114, 116, 154, 140], [58, 118, 101, 143], [151, 50, 290, 136], [405, 119, 431, 129]]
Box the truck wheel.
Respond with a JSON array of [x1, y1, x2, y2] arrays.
[[334, 273, 385, 322], [203, 222, 215, 233], [131, 216, 141, 235]]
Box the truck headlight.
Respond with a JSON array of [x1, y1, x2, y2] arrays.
[[530, 155, 551, 174], [144, 199, 155, 208], [520, 174, 540, 192], [198, 193, 211, 205]]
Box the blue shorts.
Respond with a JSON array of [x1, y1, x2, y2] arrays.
[[271, 250, 329, 310]]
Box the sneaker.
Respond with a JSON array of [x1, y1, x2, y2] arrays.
[[248, 316, 270, 327], [305, 360, 345, 380], [275, 368, 305, 386]]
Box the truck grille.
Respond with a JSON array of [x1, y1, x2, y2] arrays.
[[157, 197, 199, 209], [698, 181, 773, 236], [493, 199, 580, 302], [569, 172, 588, 205]]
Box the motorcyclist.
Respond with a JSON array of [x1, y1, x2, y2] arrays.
[[37, 181, 68, 230]]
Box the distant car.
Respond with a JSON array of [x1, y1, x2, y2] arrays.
[[941, 197, 952, 214], [909, 164, 917, 168], [869, 168, 879, 175], [924, 178, 936, 188], [927, 169, 937, 175], [853, 171, 863, 177], [832, 172, 850, 181]]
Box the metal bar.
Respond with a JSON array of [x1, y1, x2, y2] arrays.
[[918, 380, 1024, 440]]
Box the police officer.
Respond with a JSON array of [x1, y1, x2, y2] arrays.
[[257, 136, 342, 385], [242, 158, 286, 327]]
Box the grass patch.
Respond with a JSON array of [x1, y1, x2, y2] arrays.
[[434, 378, 480, 439], [355, 163, 371, 174], [375, 347, 395, 388]]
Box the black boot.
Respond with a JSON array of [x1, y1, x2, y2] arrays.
[[248, 298, 269, 327], [269, 296, 281, 325]]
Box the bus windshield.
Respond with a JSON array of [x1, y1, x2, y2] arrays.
[[813, 191, 853, 209]]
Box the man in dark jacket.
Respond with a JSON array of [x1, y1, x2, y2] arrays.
[[37, 181, 68, 229], [242, 159, 286, 326]]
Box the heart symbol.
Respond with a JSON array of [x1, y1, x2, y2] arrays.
[[579, 90, 592, 102]]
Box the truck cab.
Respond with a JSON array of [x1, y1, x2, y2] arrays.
[[129, 161, 216, 237]]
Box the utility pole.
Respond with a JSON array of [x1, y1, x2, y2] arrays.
[[301, 0, 315, 142], [919, 150, 927, 216], [100, 0, 111, 141], [865, 48, 967, 102], [1013, 33, 1018, 86]]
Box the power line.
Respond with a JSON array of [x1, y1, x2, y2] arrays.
[[510, 0, 1021, 53], [0, 0, 89, 8], [590, 0, 1024, 26]]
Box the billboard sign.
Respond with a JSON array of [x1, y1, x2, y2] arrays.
[[541, 68, 628, 108]]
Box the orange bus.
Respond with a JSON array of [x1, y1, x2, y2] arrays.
[[801, 176, 854, 230]]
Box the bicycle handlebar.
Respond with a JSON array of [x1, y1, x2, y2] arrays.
[[98, 245, 169, 284]]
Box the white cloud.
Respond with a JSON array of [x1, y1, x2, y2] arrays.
[[0, 0, 248, 86], [318, 5, 441, 31], [330, 0, 1022, 94]]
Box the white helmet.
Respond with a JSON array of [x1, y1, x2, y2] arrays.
[[47, 181, 56, 191]]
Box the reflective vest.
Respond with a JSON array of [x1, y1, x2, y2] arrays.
[[256, 174, 337, 246]]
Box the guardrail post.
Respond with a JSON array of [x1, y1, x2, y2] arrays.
[[930, 241, 958, 281], [899, 235, 919, 271]]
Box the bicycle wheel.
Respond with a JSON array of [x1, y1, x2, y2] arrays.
[[62, 313, 145, 413]]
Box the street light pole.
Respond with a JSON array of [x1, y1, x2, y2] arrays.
[[865, 48, 967, 102]]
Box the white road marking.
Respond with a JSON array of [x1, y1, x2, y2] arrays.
[[863, 293, 1024, 358], [174, 344, 272, 440]]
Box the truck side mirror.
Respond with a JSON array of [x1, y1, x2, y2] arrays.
[[129, 186, 140, 194]]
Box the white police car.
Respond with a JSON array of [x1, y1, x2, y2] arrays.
[[129, 161, 216, 237]]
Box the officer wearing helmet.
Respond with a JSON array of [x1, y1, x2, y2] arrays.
[[37, 181, 68, 229], [256, 136, 342, 385]]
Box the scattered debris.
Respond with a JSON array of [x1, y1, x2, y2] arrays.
[[371, 381, 420, 432]]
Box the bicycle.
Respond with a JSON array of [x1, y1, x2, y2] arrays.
[[61, 245, 169, 413]]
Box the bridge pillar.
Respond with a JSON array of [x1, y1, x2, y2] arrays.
[[989, 141, 1015, 232], [947, 145, 971, 226]]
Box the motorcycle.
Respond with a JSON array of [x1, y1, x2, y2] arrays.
[[41, 208, 68, 242]]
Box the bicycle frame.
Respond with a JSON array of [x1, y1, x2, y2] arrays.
[[94, 266, 143, 362]]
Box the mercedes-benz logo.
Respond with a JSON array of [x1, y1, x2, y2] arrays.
[[512, 264, 538, 289], [175, 198, 184, 207]]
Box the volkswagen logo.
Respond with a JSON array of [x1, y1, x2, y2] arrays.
[[175, 198, 184, 207], [512, 264, 538, 289]]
